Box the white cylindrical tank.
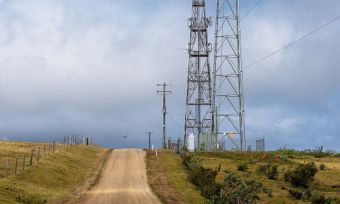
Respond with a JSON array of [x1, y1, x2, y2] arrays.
[[188, 133, 195, 152]]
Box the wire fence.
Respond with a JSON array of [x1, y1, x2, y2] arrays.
[[222, 137, 265, 152], [160, 136, 265, 154], [0, 136, 97, 179]]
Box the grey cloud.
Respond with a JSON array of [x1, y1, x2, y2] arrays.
[[0, 0, 339, 150]]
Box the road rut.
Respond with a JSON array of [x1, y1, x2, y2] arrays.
[[82, 149, 160, 204]]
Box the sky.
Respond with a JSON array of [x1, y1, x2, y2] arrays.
[[0, 0, 339, 151]]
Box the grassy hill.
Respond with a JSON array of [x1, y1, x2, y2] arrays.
[[0, 140, 108, 204], [148, 150, 340, 204]]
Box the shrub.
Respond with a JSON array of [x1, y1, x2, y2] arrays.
[[284, 162, 318, 188], [248, 158, 257, 164], [257, 164, 267, 174], [182, 154, 272, 203], [280, 155, 289, 161], [287, 155, 295, 159], [276, 147, 336, 158], [289, 188, 304, 200], [319, 163, 326, 170], [311, 194, 337, 204], [218, 172, 265, 204], [309, 146, 335, 158], [188, 165, 221, 199], [182, 153, 221, 199], [288, 188, 312, 200], [263, 187, 273, 197], [237, 163, 248, 171], [182, 153, 194, 169], [257, 163, 279, 180]]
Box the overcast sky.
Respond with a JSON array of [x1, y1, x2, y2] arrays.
[[0, 0, 339, 151]]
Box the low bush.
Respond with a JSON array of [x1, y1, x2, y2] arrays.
[[182, 153, 221, 199], [288, 188, 304, 200], [289, 188, 340, 203], [256, 162, 279, 180], [288, 188, 312, 200], [188, 164, 221, 198], [310, 194, 336, 204], [216, 172, 266, 204], [237, 163, 248, 171], [284, 162, 318, 188], [181, 154, 270, 204], [248, 158, 257, 164], [182, 153, 194, 168], [263, 187, 273, 197], [276, 147, 336, 158], [280, 155, 289, 161], [304, 146, 335, 158], [319, 163, 326, 170]]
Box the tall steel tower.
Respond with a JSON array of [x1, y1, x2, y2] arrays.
[[184, 0, 213, 151], [212, 0, 246, 151]]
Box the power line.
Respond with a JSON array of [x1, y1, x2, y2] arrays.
[[168, 113, 184, 129], [170, 71, 186, 84], [244, 15, 340, 69], [241, 0, 261, 21]]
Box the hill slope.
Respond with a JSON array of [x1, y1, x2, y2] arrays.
[[0, 141, 107, 204], [147, 150, 340, 204]]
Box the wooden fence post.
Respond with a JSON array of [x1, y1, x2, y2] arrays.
[[6, 159, 9, 177], [14, 154, 18, 175], [48, 145, 50, 156], [22, 154, 26, 171], [29, 150, 33, 166], [37, 146, 40, 162], [43, 146, 46, 159]]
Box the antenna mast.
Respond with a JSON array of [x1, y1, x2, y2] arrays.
[[184, 0, 214, 151]]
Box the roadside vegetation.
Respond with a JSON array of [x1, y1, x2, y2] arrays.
[[146, 150, 208, 204], [147, 147, 340, 204], [0, 140, 108, 204]]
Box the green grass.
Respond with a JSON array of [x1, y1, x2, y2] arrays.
[[0, 141, 106, 203], [157, 150, 209, 204]]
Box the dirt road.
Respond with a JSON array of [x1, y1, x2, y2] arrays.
[[82, 149, 160, 204]]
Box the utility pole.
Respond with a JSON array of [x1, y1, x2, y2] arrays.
[[184, 0, 213, 151], [147, 131, 153, 150], [157, 83, 172, 149]]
